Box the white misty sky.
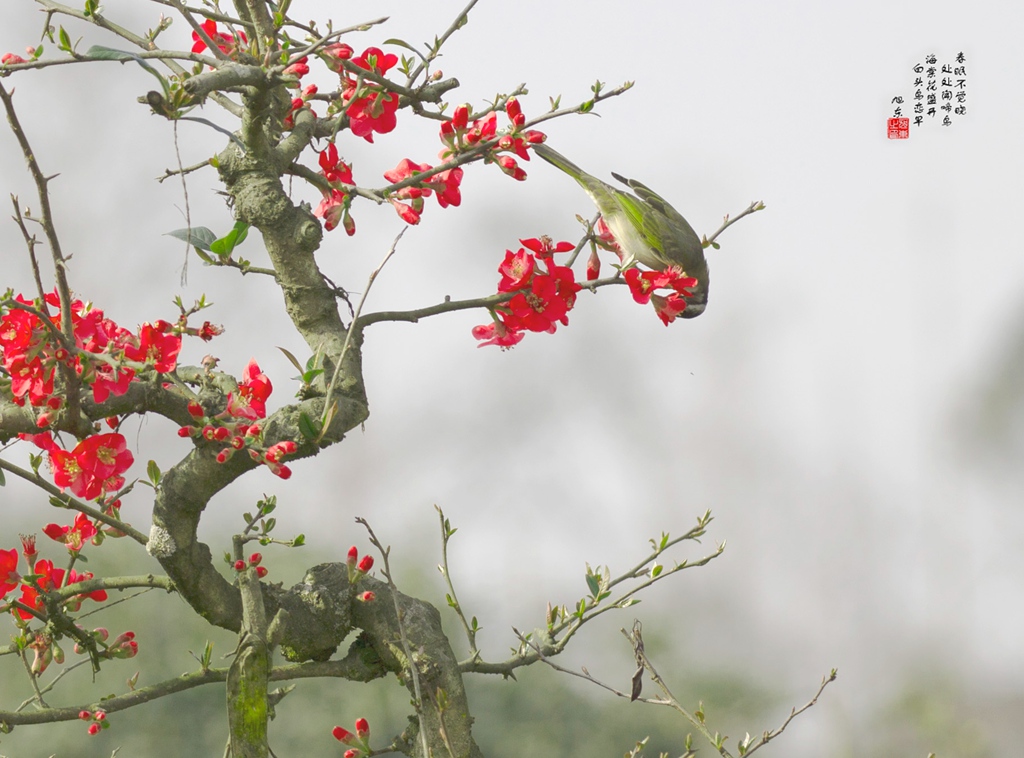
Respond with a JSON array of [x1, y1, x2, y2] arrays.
[[1, 1, 1021, 754]]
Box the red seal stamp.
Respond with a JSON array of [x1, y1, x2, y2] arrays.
[[887, 117, 910, 139]]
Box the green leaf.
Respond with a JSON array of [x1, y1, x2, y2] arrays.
[[277, 346, 304, 374], [292, 534, 305, 547], [382, 38, 427, 62], [0, 468, 5, 486], [317, 402, 337, 443], [263, 517, 276, 533], [209, 221, 250, 258], [585, 572, 600, 597], [85, 45, 169, 97], [147, 459, 161, 486], [166, 226, 217, 252], [298, 412, 320, 441], [58, 26, 72, 52], [301, 368, 324, 383]]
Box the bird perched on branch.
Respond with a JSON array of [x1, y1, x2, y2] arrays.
[[533, 143, 709, 318]]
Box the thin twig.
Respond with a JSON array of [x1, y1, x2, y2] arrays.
[[0, 81, 81, 419], [356, 517, 431, 758], [436, 507, 479, 659], [321, 228, 405, 425], [406, 0, 481, 85], [703, 201, 765, 247], [9, 195, 47, 302]]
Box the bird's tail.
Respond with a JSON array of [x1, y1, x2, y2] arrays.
[[532, 143, 586, 180]]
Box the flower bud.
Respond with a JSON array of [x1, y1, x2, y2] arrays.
[[332, 726, 355, 745], [452, 104, 469, 130]]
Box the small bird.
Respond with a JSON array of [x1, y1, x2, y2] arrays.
[[533, 143, 709, 318]]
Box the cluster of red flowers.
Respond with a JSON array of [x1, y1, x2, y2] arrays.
[[439, 98, 546, 181], [6, 556, 108, 622], [473, 237, 582, 348], [27, 432, 135, 502], [177, 359, 298, 479], [313, 143, 356, 234], [381, 157, 463, 225], [0, 291, 189, 412], [316, 43, 401, 143], [0, 291, 225, 502]]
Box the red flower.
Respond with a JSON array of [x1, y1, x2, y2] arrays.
[[318, 143, 354, 185], [314, 189, 352, 234], [465, 112, 497, 144], [497, 249, 535, 293], [336, 48, 402, 142], [264, 440, 297, 463], [508, 274, 569, 333], [50, 433, 134, 501], [472, 320, 525, 349], [0, 548, 19, 596], [124, 322, 181, 372], [521, 237, 575, 261], [383, 158, 433, 200], [197, 321, 223, 341], [20, 534, 37, 561], [90, 363, 135, 403], [19, 430, 59, 453], [42, 512, 98, 552], [315, 145, 356, 233], [624, 268, 659, 305], [7, 356, 54, 406], [226, 359, 272, 420], [344, 90, 399, 142], [15, 559, 106, 620], [432, 168, 463, 208], [1, 53, 27, 65], [191, 19, 247, 55], [351, 47, 398, 76], [651, 293, 689, 326]]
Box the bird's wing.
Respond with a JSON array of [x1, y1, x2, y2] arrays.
[[611, 188, 664, 253]]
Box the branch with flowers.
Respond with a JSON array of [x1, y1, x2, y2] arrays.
[[0, 1, 819, 756]]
